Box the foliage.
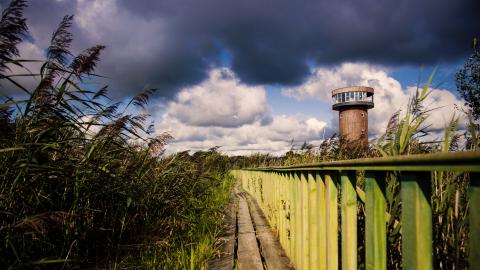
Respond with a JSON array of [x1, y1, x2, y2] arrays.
[[456, 38, 480, 120], [229, 136, 376, 169], [237, 66, 477, 270], [464, 111, 480, 151], [0, 1, 233, 269], [375, 67, 438, 157], [0, 0, 27, 76], [283, 136, 374, 165], [373, 68, 474, 269]]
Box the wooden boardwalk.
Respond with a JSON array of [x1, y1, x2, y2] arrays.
[[209, 188, 293, 270]]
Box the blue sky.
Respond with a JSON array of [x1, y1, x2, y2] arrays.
[[217, 43, 463, 122], [0, 0, 477, 155]]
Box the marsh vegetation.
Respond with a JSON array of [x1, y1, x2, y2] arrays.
[[1, 0, 478, 269]]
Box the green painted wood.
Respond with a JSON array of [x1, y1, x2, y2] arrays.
[[236, 152, 476, 269], [280, 173, 286, 252], [288, 173, 295, 261], [308, 173, 319, 270], [291, 172, 298, 266], [341, 171, 357, 270], [325, 173, 338, 270], [275, 172, 280, 231], [365, 172, 387, 270], [317, 173, 327, 270], [295, 172, 303, 269], [286, 173, 292, 258], [267, 172, 271, 220], [279, 173, 285, 255], [301, 173, 310, 270], [257, 172, 262, 205], [470, 173, 480, 270], [247, 151, 480, 172], [277, 173, 283, 246], [401, 172, 432, 270], [275, 175, 279, 238], [259, 164, 480, 172]]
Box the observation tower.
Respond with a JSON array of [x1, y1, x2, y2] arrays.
[[332, 86, 374, 145]]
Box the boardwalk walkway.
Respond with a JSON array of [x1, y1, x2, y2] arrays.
[[208, 186, 293, 270]]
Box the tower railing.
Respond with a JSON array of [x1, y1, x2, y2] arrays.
[[231, 151, 480, 270], [332, 91, 373, 104]]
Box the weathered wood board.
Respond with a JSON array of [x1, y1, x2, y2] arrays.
[[246, 194, 294, 270], [237, 194, 264, 270]]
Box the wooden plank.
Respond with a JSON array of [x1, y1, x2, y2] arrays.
[[237, 194, 264, 270], [273, 172, 278, 228], [285, 172, 292, 258], [365, 172, 386, 270], [401, 172, 432, 270], [279, 173, 286, 249], [246, 193, 294, 270], [294, 172, 303, 268], [308, 173, 319, 270], [257, 172, 262, 205], [262, 172, 268, 219], [317, 173, 327, 270], [247, 151, 480, 172], [280, 172, 285, 242], [325, 173, 338, 270], [341, 171, 357, 270], [469, 173, 480, 269], [273, 172, 278, 231], [285, 172, 290, 254], [265, 172, 270, 214], [301, 173, 310, 270], [289, 172, 297, 264]]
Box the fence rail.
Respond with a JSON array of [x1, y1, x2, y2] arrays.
[[231, 151, 480, 270]]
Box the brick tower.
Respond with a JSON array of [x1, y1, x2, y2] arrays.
[[332, 86, 374, 145]]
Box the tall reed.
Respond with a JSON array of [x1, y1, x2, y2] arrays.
[[0, 1, 233, 268]]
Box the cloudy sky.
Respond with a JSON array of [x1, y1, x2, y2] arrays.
[[1, 0, 479, 155]]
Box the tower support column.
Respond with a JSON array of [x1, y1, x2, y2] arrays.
[[332, 86, 374, 146]]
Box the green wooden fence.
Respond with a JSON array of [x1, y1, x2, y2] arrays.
[[231, 151, 480, 270]]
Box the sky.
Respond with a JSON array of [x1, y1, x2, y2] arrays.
[[1, 0, 479, 155]]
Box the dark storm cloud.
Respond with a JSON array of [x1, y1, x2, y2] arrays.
[[3, 0, 479, 97]]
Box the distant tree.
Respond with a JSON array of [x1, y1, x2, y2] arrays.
[[456, 38, 480, 120]]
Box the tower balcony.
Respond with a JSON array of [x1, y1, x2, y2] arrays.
[[332, 86, 374, 111]]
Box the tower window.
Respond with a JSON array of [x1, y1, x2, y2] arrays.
[[361, 112, 365, 117]]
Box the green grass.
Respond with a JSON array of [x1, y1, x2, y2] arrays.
[[0, 2, 234, 268]]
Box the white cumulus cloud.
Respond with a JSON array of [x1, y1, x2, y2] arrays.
[[282, 63, 465, 136], [157, 68, 327, 155], [160, 115, 327, 156], [154, 64, 464, 155], [165, 68, 271, 127]]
